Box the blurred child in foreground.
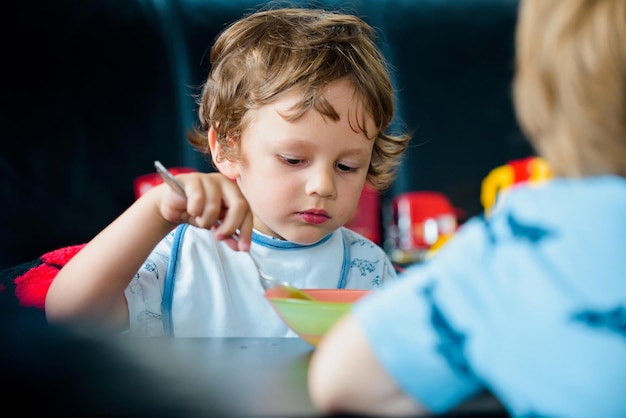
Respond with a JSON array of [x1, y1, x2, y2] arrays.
[[309, 0, 626, 416]]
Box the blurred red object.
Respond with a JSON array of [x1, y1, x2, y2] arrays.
[[133, 167, 197, 199], [389, 191, 457, 264], [344, 184, 381, 245]]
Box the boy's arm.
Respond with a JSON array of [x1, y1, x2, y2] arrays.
[[45, 173, 252, 332], [308, 313, 428, 416], [45, 184, 181, 332]]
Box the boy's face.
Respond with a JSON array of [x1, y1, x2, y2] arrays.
[[233, 78, 375, 245]]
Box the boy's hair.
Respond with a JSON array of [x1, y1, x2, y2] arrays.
[[187, 7, 410, 190], [513, 0, 626, 177]]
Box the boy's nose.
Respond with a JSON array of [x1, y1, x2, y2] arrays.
[[305, 166, 336, 198]]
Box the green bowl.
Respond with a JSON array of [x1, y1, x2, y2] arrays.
[[265, 288, 371, 347]]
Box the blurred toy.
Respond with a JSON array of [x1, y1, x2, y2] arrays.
[[384, 157, 551, 266], [387, 191, 458, 265], [481, 156, 551, 216]]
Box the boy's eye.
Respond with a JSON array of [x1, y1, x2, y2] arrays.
[[336, 163, 357, 173], [281, 156, 305, 166]]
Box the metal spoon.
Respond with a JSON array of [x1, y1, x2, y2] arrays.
[[154, 161, 316, 301]]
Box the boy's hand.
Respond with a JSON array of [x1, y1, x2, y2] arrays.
[[156, 172, 252, 251]]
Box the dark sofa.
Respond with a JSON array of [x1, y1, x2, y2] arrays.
[[1, 0, 531, 270]]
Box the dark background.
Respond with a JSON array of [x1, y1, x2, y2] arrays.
[[0, 0, 532, 270]]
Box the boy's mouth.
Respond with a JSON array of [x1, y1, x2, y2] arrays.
[[297, 210, 330, 225]]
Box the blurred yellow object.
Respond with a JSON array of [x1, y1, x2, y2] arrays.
[[481, 157, 551, 217], [424, 233, 454, 258]]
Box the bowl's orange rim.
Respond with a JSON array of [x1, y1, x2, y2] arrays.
[[264, 289, 370, 305], [265, 296, 353, 308]]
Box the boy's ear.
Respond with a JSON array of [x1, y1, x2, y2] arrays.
[[208, 126, 240, 179]]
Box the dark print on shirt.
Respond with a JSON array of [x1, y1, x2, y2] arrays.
[[423, 282, 472, 377], [507, 213, 555, 243], [350, 258, 379, 276], [571, 306, 626, 338], [143, 260, 157, 274], [349, 237, 378, 250], [484, 213, 555, 245], [350, 258, 382, 288]]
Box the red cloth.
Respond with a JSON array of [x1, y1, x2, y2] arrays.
[[0, 244, 85, 311]]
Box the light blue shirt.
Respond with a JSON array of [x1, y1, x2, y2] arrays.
[[354, 176, 626, 418]]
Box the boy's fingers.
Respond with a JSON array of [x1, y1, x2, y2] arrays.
[[214, 195, 251, 242], [235, 214, 253, 251], [171, 172, 251, 249]]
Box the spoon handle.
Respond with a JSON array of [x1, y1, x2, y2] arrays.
[[155, 160, 187, 199]]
